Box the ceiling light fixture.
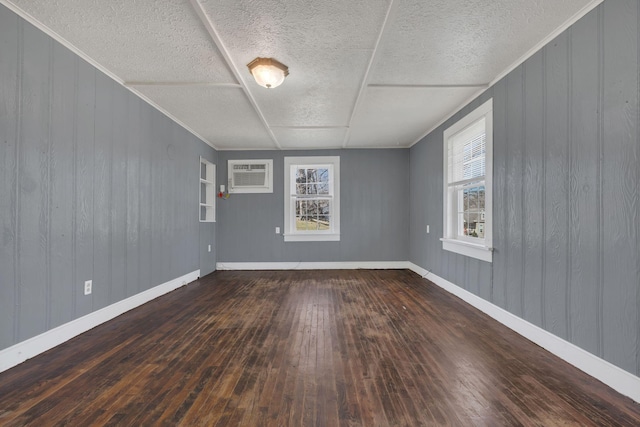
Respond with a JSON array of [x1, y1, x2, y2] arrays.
[[247, 57, 289, 89]]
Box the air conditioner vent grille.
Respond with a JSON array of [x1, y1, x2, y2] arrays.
[[228, 159, 273, 194], [233, 164, 266, 171], [234, 171, 266, 186]]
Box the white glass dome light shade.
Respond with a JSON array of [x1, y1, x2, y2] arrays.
[[247, 58, 289, 89]]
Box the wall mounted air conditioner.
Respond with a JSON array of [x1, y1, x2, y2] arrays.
[[228, 159, 273, 193]]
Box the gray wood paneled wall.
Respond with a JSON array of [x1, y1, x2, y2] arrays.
[[410, 0, 640, 377], [217, 150, 410, 263], [0, 7, 217, 351]]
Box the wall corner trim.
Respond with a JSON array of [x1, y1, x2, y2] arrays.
[[406, 262, 640, 404], [0, 270, 200, 374], [216, 261, 412, 270]]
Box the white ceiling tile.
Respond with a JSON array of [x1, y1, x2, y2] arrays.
[[272, 128, 346, 149], [248, 49, 372, 127], [9, 0, 236, 83], [369, 0, 594, 85], [347, 86, 481, 148], [200, 0, 390, 53], [132, 86, 276, 150]]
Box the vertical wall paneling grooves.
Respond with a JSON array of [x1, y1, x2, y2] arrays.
[[544, 31, 570, 340], [597, 6, 605, 359], [13, 17, 23, 346], [522, 50, 544, 328], [111, 81, 127, 304], [93, 73, 112, 312], [19, 21, 50, 341], [409, 1, 640, 378], [151, 111, 161, 285], [569, 9, 600, 356], [71, 55, 78, 320], [139, 98, 152, 292], [45, 36, 53, 332], [50, 41, 76, 329], [0, 3, 216, 352], [637, 0, 640, 379], [0, 11, 18, 348], [505, 65, 524, 317], [74, 58, 95, 319], [540, 46, 547, 331], [601, 0, 638, 374], [565, 28, 573, 343], [520, 64, 526, 323], [126, 95, 141, 298], [491, 79, 507, 309]]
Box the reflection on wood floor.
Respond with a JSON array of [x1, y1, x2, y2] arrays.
[[1, 269, 639, 426]]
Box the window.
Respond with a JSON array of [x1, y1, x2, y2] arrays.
[[284, 156, 340, 242], [442, 99, 492, 262], [199, 157, 215, 222]]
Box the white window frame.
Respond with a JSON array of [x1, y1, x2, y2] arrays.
[[441, 99, 493, 262], [199, 157, 216, 222], [284, 156, 340, 242]]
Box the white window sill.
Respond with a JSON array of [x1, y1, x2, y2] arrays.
[[441, 238, 492, 262], [284, 233, 340, 242]]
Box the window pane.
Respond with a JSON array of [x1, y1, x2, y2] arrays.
[[295, 198, 331, 231], [317, 168, 329, 183], [460, 184, 485, 239], [318, 215, 331, 230], [296, 168, 307, 184], [318, 180, 329, 194]]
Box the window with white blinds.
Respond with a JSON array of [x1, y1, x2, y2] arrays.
[[442, 99, 493, 262]]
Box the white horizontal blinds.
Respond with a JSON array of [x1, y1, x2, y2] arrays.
[[293, 166, 332, 231], [448, 118, 486, 186]]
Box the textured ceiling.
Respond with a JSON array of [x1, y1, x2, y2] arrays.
[[2, 0, 599, 150]]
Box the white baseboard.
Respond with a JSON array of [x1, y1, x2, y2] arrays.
[[0, 270, 200, 374], [216, 261, 412, 270], [407, 262, 640, 404]]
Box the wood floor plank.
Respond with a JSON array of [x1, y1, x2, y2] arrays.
[[1, 269, 639, 426]]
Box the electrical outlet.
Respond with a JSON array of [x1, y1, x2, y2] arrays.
[[426, 225, 430, 234], [275, 227, 280, 234], [84, 280, 92, 295], [208, 244, 211, 252]]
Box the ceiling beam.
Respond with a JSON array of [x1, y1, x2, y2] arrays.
[[125, 82, 242, 88], [188, 0, 282, 149], [341, 0, 399, 149]]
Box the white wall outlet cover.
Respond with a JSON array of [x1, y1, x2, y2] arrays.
[[220, 184, 225, 193], [208, 244, 211, 252], [275, 227, 280, 234], [426, 225, 430, 233], [84, 280, 92, 295]]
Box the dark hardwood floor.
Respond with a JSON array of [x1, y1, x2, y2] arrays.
[[1, 269, 639, 426]]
